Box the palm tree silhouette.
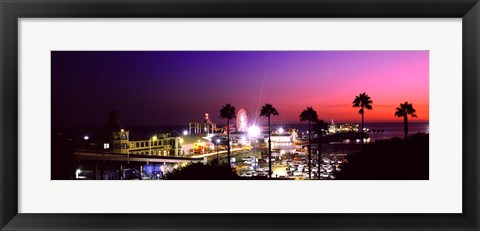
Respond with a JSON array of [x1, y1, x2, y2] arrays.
[[220, 103, 236, 166], [394, 101, 417, 140], [260, 103, 279, 178], [352, 92, 373, 145], [300, 107, 318, 180], [313, 119, 325, 179]]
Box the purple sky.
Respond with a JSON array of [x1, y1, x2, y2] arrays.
[[51, 51, 429, 127]]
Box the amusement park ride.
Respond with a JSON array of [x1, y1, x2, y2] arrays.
[[190, 108, 253, 154]]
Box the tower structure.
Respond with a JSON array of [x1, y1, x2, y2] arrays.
[[104, 110, 130, 154]]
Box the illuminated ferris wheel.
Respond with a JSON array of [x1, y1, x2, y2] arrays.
[[236, 108, 249, 132]]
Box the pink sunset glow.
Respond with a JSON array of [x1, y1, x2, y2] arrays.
[[53, 51, 429, 126]]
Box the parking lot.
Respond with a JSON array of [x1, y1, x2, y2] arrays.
[[235, 152, 346, 180]]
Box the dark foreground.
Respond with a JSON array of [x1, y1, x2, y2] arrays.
[[336, 133, 429, 180], [161, 133, 429, 180]]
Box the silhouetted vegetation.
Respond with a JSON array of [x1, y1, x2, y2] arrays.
[[300, 107, 318, 179], [395, 101, 418, 140], [335, 133, 428, 180], [220, 103, 236, 167], [313, 119, 325, 179], [352, 92, 373, 145], [165, 162, 241, 180], [51, 129, 76, 180], [260, 103, 279, 178]]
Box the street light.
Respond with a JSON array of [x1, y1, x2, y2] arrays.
[[248, 125, 260, 171], [150, 135, 157, 155], [216, 138, 220, 162], [248, 125, 260, 137], [75, 169, 81, 179]]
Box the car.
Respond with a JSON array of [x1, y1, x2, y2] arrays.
[[257, 172, 267, 176], [242, 172, 253, 177], [293, 171, 303, 176], [257, 168, 269, 173], [243, 171, 257, 177]]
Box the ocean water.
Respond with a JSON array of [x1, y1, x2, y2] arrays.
[[273, 122, 429, 140], [363, 122, 429, 140]]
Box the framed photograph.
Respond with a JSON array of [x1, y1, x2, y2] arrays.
[[1, 0, 479, 230]]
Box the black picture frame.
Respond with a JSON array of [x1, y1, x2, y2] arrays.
[[1, 0, 479, 230]]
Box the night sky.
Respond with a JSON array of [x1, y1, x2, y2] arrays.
[[51, 51, 429, 127]]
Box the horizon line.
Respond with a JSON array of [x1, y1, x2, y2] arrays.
[[54, 120, 429, 128]]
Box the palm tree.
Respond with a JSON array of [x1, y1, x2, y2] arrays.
[[394, 101, 417, 140], [220, 103, 236, 166], [260, 103, 279, 178], [352, 92, 373, 145], [299, 107, 318, 180], [313, 119, 325, 179]]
